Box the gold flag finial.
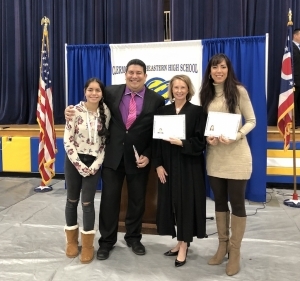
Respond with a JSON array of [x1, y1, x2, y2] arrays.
[[287, 9, 293, 26], [41, 16, 50, 35], [40, 16, 50, 56]]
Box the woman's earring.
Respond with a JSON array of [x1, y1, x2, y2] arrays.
[[209, 74, 212, 79]]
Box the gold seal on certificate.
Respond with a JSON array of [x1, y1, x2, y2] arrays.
[[204, 112, 241, 140], [153, 115, 186, 139]]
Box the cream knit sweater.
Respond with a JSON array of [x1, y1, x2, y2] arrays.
[[206, 83, 256, 180]]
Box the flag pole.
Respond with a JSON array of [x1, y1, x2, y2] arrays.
[[283, 9, 300, 208], [34, 16, 56, 193]]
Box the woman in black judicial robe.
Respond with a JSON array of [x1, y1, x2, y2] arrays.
[[152, 75, 207, 267]]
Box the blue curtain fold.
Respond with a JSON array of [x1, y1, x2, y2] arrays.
[[105, 0, 164, 43], [0, 0, 69, 124], [66, 45, 111, 106], [202, 36, 267, 202], [171, 0, 300, 126]]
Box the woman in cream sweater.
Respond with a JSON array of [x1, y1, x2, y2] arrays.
[[199, 53, 256, 276]]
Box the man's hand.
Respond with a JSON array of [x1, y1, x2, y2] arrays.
[[136, 155, 149, 168], [65, 105, 75, 121]]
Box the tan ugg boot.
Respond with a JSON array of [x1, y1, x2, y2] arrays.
[[226, 215, 246, 276], [208, 211, 230, 265], [64, 224, 79, 258], [80, 230, 96, 264]]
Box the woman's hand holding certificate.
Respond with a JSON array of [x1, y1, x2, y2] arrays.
[[166, 137, 183, 147], [218, 135, 235, 145], [206, 136, 219, 145], [207, 135, 235, 145]]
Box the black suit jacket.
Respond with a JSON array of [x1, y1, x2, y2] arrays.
[[293, 42, 300, 86], [103, 84, 165, 174]]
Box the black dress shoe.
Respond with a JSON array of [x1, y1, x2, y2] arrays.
[[96, 247, 111, 260], [126, 241, 146, 255], [175, 248, 188, 267], [164, 249, 179, 256], [175, 258, 186, 267]]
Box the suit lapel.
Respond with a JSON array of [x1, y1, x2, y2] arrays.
[[132, 88, 153, 125], [141, 88, 154, 113], [293, 42, 300, 54], [112, 86, 126, 126]]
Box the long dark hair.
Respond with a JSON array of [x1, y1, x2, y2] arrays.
[[199, 53, 242, 114], [84, 78, 110, 142]]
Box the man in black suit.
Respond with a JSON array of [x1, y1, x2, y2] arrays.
[[293, 29, 300, 127], [96, 59, 165, 259], [65, 59, 165, 259]]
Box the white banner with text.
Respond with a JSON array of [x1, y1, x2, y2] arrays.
[[110, 40, 202, 105]]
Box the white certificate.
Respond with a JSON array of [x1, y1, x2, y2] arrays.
[[153, 115, 186, 139], [204, 112, 241, 140]]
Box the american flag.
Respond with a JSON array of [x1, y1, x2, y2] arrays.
[[277, 24, 294, 150], [36, 28, 56, 188]]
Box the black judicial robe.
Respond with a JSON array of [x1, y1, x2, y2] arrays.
[[152, 102, 207, 242]]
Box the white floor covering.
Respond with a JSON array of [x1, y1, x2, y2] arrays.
[[0, 177, 299, 281]]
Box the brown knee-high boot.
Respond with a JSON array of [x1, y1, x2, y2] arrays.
[[64, 224, 79, 258], [80, 230, 96, 264], [226, 215, 246, 276], [208, 211, 230, 265]]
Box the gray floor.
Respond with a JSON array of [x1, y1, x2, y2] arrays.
[[0, 177, 299, 281]]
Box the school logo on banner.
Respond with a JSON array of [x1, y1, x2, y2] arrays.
[[146, 77, 169, 103]]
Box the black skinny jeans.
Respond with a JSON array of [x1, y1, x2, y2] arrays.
[[64, 154, 101, 231], [208, 176, 247, 217]]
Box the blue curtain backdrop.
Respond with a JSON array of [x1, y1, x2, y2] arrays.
[[0, 0, 67, 124], [66, 45, 112, 106], [104, 0, 164, 43], [1, 0, 299, 125], [170, 0, 300, 126], [0, 0, 164, 124], [202, 36, 267, 203]]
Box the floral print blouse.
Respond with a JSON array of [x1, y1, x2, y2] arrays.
[[64, 101, 111, 177]]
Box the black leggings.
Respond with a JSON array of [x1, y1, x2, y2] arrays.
[[64, 154, 101, 231], [208, 176, 247, 217]]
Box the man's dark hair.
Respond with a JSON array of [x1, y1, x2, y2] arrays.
[[126, 59, 146, 74], [293, 28, 300, 35]]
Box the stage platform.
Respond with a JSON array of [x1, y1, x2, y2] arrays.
[[1, 124, 299, 185], [0, 124, 65, 138]]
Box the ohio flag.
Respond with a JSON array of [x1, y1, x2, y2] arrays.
[[277, 24, 294, 150]]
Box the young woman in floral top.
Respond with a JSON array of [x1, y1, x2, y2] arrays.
[[63, 78, 110, 264]]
